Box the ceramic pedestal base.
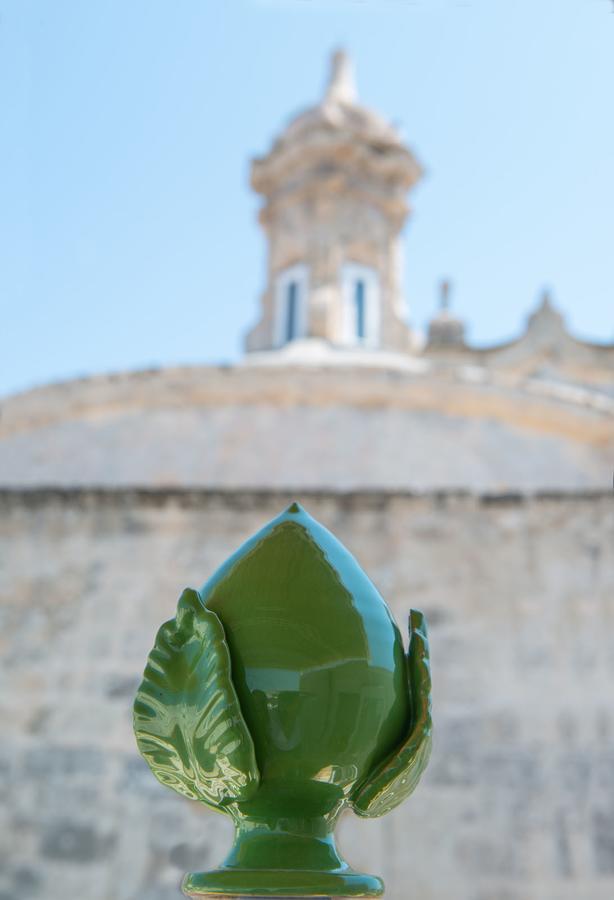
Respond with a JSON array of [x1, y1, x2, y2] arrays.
[[183, 868, 382, 897], [181, 824, 383, 898]]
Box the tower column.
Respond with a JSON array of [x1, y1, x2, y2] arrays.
[[245, 50, 422, 356]]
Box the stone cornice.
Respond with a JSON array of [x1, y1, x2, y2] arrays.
[[0, 486, 610, 509]]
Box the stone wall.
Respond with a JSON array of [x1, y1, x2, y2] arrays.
[[1, 488, 613, 900]]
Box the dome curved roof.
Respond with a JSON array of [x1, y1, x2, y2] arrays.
[[251, 50, 422, 194], [274, 49, 403, 150], [1, 363, 611, 492], [274, 99, 401, 153]]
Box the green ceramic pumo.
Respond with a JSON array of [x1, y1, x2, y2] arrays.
[[134, 503, 432, 897]]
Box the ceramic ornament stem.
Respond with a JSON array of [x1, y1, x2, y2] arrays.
[[133, 502, 432, 898]]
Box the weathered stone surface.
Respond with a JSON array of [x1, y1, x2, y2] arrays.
[[0, 365, 612, 491], [0, 489, 612, 900], [40, 821, 116, 863]]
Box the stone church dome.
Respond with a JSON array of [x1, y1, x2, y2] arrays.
[[1, 360, 611, 491], [1, 52, 612, 493]]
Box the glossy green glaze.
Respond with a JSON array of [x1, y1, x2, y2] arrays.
[[134, 588, 259, 807], [134, 503, 432, 897]]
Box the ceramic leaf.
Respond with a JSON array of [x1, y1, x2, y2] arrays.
[[351, 609, 432, 817], [133, 588, 259, 809]]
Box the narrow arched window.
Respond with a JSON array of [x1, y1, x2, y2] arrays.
[[341, 263, 380, 347], [274, 264, 309, 347], [285, 280, 298, 342], [354, 279, 366, 340]]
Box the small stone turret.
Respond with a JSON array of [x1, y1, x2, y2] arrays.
[[426, 280, 466, 350], [245, 50, 422, 356], [525, 288, 567, 339]]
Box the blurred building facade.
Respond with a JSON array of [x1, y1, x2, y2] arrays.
[[1, 52, 613, 900]]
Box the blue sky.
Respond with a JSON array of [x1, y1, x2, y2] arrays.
[[1, 0, 613, 397]]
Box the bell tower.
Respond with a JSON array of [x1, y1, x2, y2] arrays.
[[245, 50, 422, 355]]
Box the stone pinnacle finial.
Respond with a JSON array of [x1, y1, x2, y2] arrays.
[[427, 280, 465, 348], [527, 286, 565, 332], [325, 48, 357, 105], [540, 287, 553, 310], [440, 279, 451, 311]]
